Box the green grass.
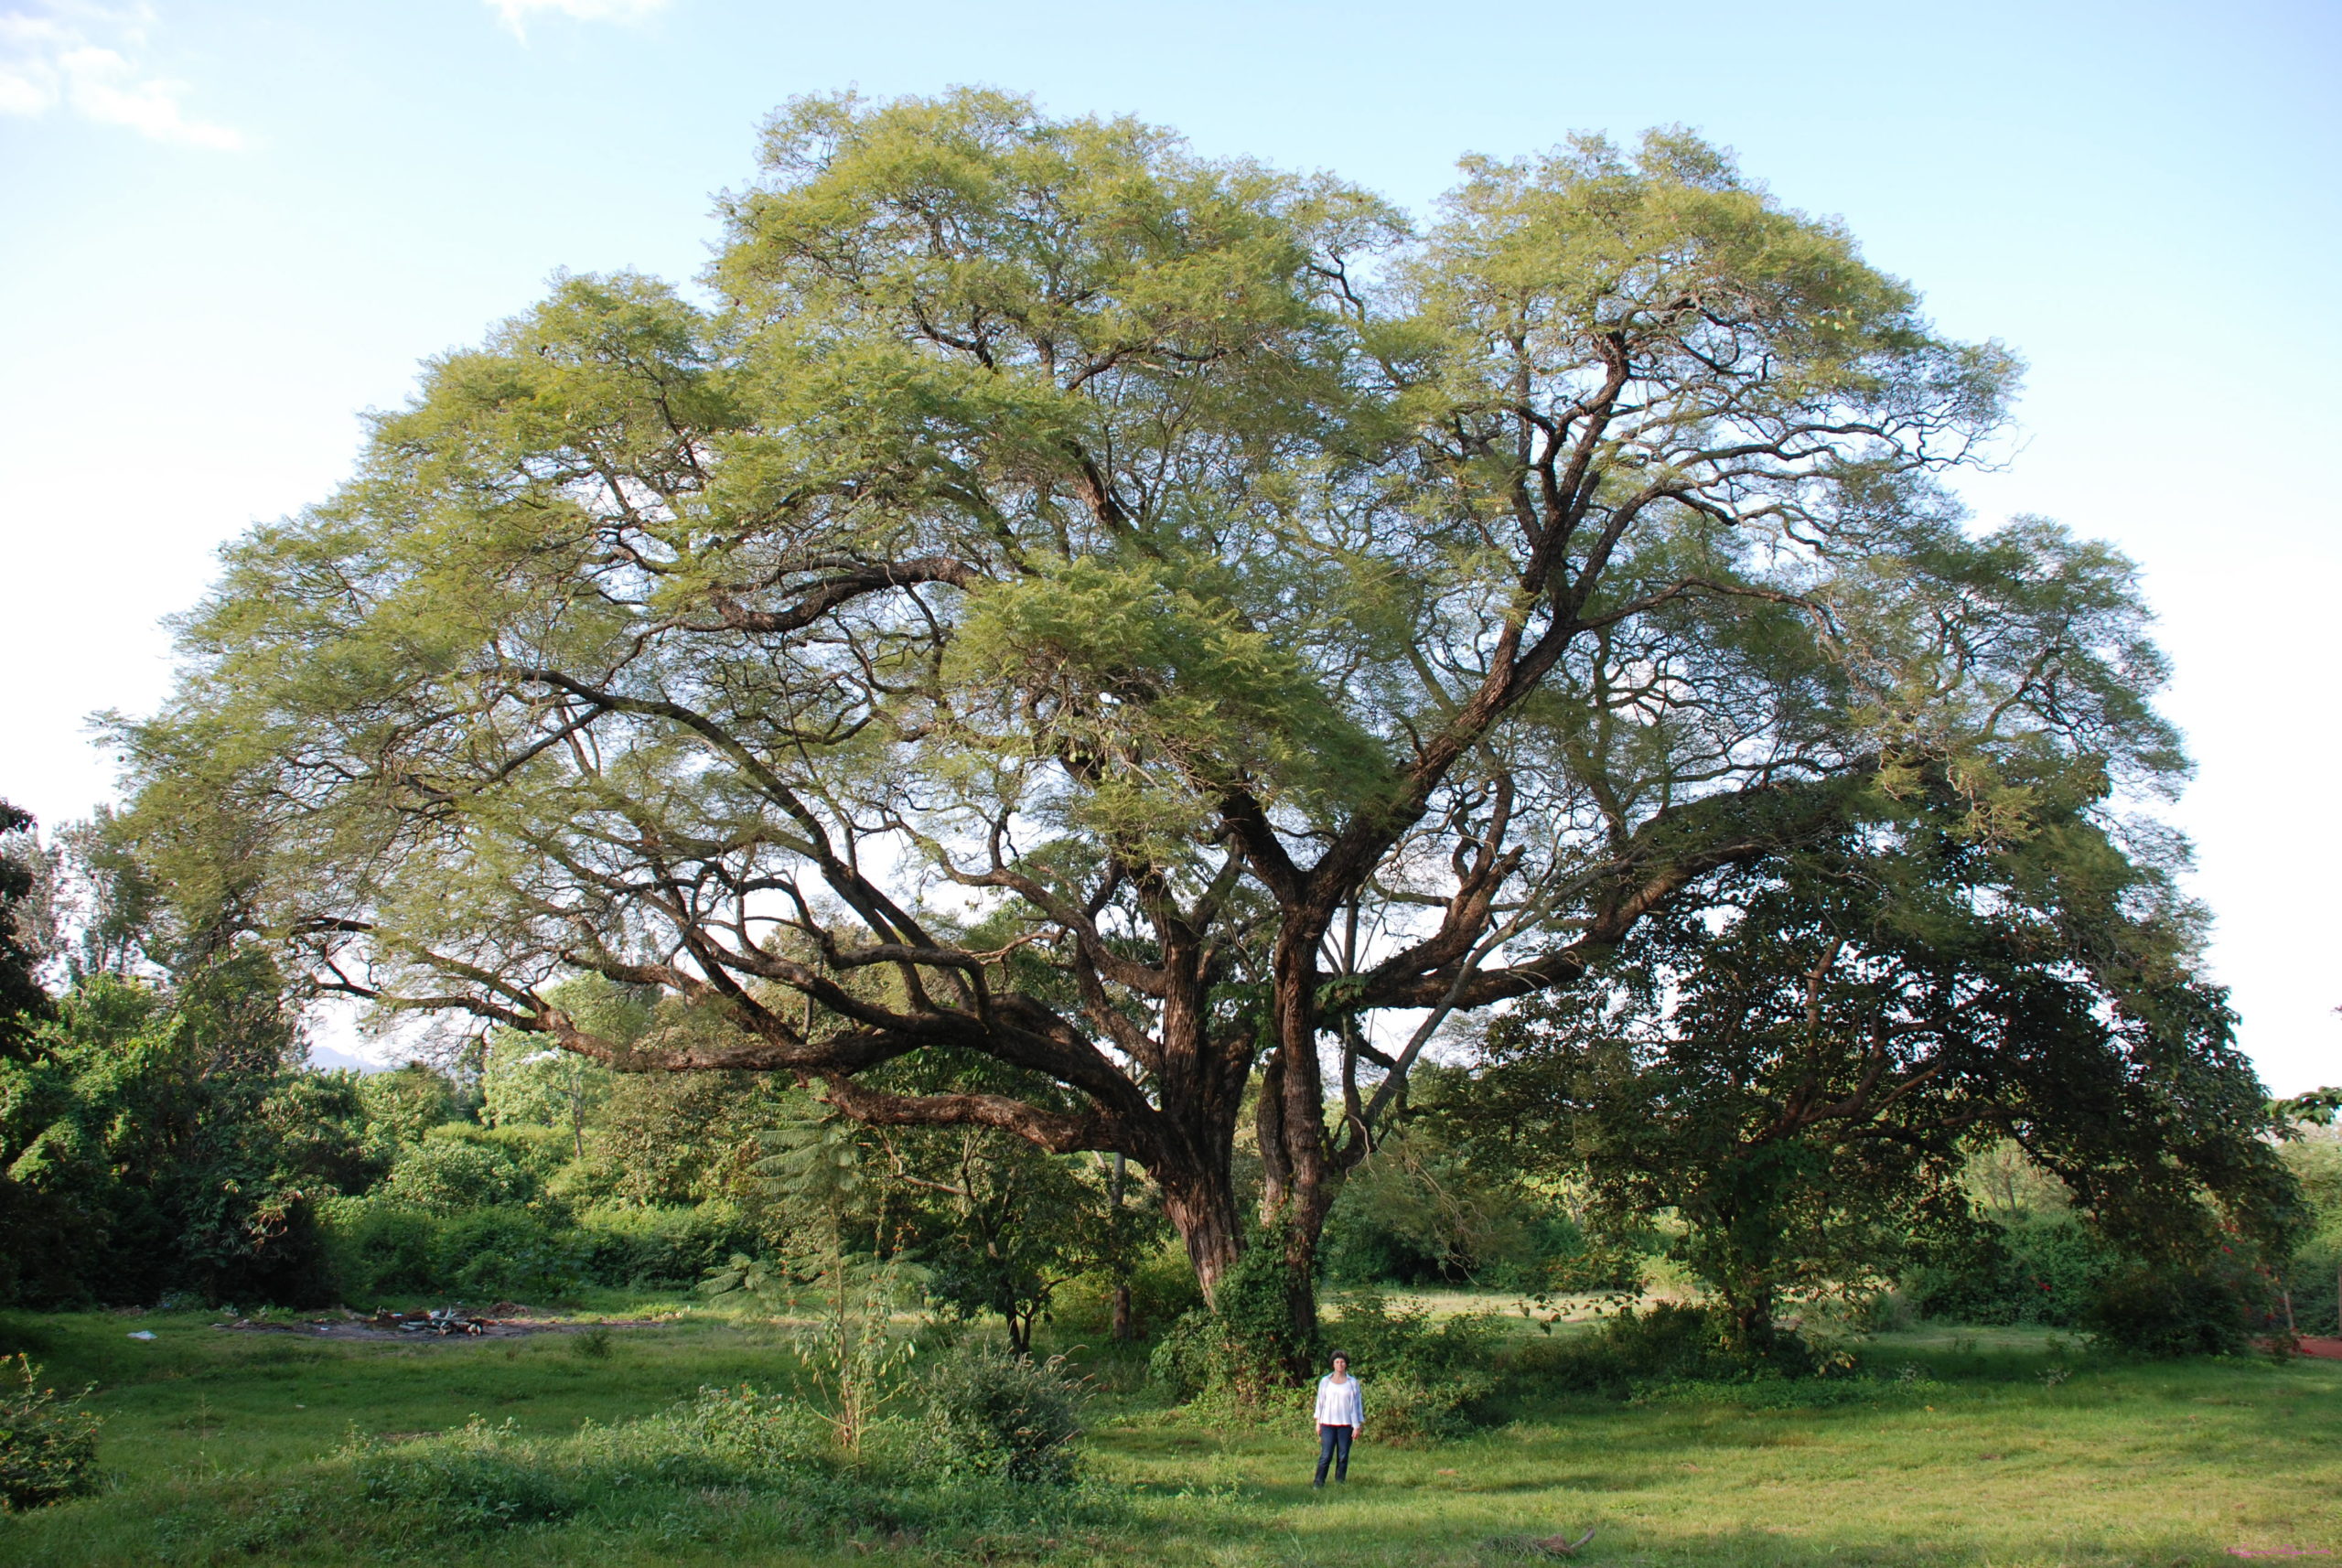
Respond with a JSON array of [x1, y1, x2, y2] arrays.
[[5, 1298, 2341, 1567]]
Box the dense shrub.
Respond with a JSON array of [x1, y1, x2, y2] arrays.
[[317, 1198, 435, 1298], [1150, 1283, 1505, 1442], [321, 1196, 759, 1302], [916, 1343, 1088, 1485], [1902, 1216, 2106, 1326], [320, 1200, 588, 1302], [2084, 1260, 2262, 1357], [377, 1132, 541, 1216], [1325, 1292, 1500, 1442], [575, 1201, 761, 1287], [1148, 1234, 1315, 1401], [0, 1354, 101, 1510], [1511, 1302, 1790, 1394], [0, 969, 364, 1309]]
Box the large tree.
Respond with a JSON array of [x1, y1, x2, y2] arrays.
[[121, 92, 2179, 1331]]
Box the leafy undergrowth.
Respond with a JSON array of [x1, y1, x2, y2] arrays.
[[132, 1394, 1125, 1563], [6, 1305, 2342, 1566]]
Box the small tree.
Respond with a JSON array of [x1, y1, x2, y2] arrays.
[[705, 1112, 922, 1455]]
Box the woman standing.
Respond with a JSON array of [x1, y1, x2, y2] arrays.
[[1312, 1351, 1363, 1488]]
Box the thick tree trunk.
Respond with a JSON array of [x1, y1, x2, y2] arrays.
[[1158, 1160, 1245, 1307], [1112, 1283, 1133, 1341], [1141, 937, 1256, 1311], [1256, 1048, 1290, 1217], [1264, 921, 1338, 1353]]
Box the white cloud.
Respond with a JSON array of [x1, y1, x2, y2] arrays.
[[486, 0, 672, 40], [0, 5, 242, 148]]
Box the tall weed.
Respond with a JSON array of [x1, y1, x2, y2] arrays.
[[0, 1353, 102, 1510]]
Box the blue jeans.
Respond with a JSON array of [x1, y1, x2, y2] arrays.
[[1315, 1423, 1353, 1485]]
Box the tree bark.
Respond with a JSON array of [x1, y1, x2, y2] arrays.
[[1266, 919, 1338, 1350], [1109, 1151, 1134, 1341], [1158, 1160, 1245, 1307], [1724, 1283, 1778, 1359]]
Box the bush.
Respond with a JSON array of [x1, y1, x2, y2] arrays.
[[1512, 1302, 1779, 1394], [1326, 1291, 1499, 1442], [319, 1200, 588, 1303], [916, 1343, 1088, 1485], [377, 1133, 540, 1216], [317, 1197, 435, 1298], [0, 1355, 101, 1510], [1147, 1236, 1312, 1402], [441, 1208, 591, 1298], [1903, 1216, 2106, 1326], [2085, 1261, 2261, 1357], [575, 1200, 760, 1287], [654, 1383, 828, 1469]]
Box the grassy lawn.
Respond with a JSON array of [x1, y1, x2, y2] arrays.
[[5, 1298, 2340, 1566]]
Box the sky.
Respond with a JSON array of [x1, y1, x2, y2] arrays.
[[1, 0, 2337, 1085]]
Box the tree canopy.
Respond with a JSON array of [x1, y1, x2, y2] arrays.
[[120, 91, 2210, 1324]]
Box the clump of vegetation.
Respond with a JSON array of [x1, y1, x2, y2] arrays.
[[2085, 1257, 2269, 1358], [916, 1342, 1089, 1485], [1516, 1303, 1799, 1395], [1149, 1236, 1319, 1402], [253, 1387, 1113, 1553], [1325, 1291, 1500, 1442], [1901, 1212, 2108, 1326], [1151, 1281, 1507, 1443], [349, 1418, 588, 1532], [0, 1354, 101, 1510]]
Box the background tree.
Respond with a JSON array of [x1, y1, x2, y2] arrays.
[[124, 91, 2180, 1341], [1470, 785, 2294, 1359], [0, 803, 56, 1061], [0, 956, 369, 1307]]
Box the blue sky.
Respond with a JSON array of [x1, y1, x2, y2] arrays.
[[3, 0, 2337, 1085]]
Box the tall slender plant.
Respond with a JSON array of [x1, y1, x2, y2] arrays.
[[703, 1113, 922, 1456]]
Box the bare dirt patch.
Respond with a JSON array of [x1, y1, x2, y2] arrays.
[[211, 1306, 671, 1342]]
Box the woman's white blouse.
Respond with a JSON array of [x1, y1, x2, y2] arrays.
[[1314, 1374, 1364, 1430]]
